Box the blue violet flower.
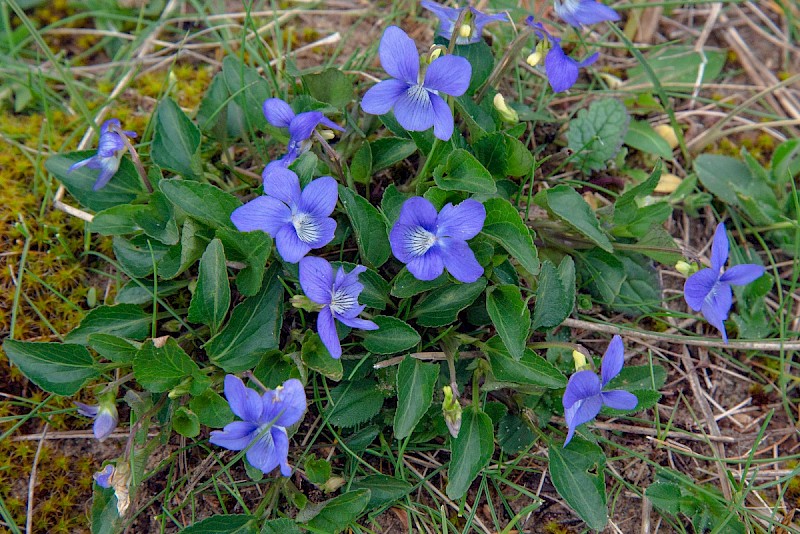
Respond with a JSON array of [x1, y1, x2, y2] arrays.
[[562, 335, 638, 446], [210, 375, 306, 476], [389, 196, 485, 283], [525, 17, 599, 93], [75, 398, 118, 441], [554, 0, 620, 27], [683, 222, 765, 343], [420, 0, 509, 45], [68, 119, 137, 190], [262, 98, 343, 173], [361, 26, 472, 141], [230, 167, 337, 263], [299, 256, 379, 359]]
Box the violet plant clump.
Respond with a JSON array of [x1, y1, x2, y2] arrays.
[[11, 1, 784, 531]]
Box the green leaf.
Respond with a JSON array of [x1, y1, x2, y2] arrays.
[[197, 72, 241, 139], [484, 336, 566, 388], [486, 284, 530, 360], [260, 518, 303, 534], [607, 364, 667, 391], [3, 340, 99, 396], [305, 457, 332, 485], [302, 332, 344, 381], [173, 406, 200, 438], [189, 389, 234, 428], [188, 239, 230, 334], [304, 68, 353, 109], [89, 204, 142, 235], [381, 184, 408, 225], [411, 278, 487, 327], [325, 381, 384, 427], [548, 437, 608, 530], [497, 413, 535, 454], [566, 98, 629, 172], [613, 163, 672, 238], [151, 97, 203, 179], [433, 149, 496, 194], [299, 489, 370, 533], [390, 269, 447, 299], [624, 120, 674, 160], [534, 185, 613, 252], [531, 259, 573, 330], [180, 514, 258, 534], [350, 142, 372, 185], [205, 264, 283, 372], [134, 191, 180, 245], [216, 226, 272, 296], [115, 279, 187, 306], [64, 304, 150, 345], [482, 198, 540, 275], [160, 179, 242, 229], [338, 185, 390, 269], [453, 40, 494, 94], [694, 154, 781, 226], [112, 236, 167, 278], [370, 137, 417, 172], [361, 316, 420, 355], [394, 356, 440, 439], [159, 219, 214, 279], [626, 45, 726, 87], [88, 334, 140, 364], [133, 338, 200, 393], [91, 486, 119, 534], [771, 138, 800, 185], [581, 250, 661, 314], [645, 480, 682, 515], [446, 405, 494, 500], [45, 153, 145, 212], [221, 56, 271, 134], [350, 475, 413, 508]]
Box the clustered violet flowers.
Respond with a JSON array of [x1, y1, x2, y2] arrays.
[[68, 118, 137, 190], [231, 167, 337, 263], [562, 336, 638, 445], [210, 375, 306, 476], [526, 18, 599, 93], [299, 257, 379, 359], [361, 26, 472, 141], [684, 222, 765, 343], [421, 0, 509, 44]]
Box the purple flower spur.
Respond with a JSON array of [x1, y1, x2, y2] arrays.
[[562, 335, 638, 446], [210, 375, 306, 476], [683, 222, 765, 343]]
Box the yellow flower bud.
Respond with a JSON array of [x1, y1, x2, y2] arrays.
[[428, 45, 443, 62], [654, 124, 679, 149], [572, 350, 589, 371], [493, 93, 519, 124], [654, 173, 682, 194], [675, 260, 693, 276], [526, 41, 547, 67], [458, 23, 473, 39], [319, 129, 335, 140]]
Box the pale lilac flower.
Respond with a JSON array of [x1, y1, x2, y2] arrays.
[[684, 223, 765, 343], [230, 167, 337, 263], [554, 0, 620, 27], [75, 399, 118, 441], [389, 197, 485, 283], [68, 119, 137, 190], [94, 464, 114, 488], [361, 26, 472, 141], [299, 256, 378, 359], [562, 335, 638, 446], [421, 0, 509, 45], [526, 17, 599, 93], [210, 375, 306, 476], [262, 98, 343, 172]]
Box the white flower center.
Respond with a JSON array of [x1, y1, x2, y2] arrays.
[[407, 226, 437, 257], [407, 83, 433, 105], [292, 212, 321, 243], [329, 289, 357, 315]]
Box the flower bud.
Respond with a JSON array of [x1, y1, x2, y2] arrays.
[[526, 41, 548, 67], [675, 260, 698, 276], [654, 173, 682, 194], [290, 294, 323, 312], [442, 386, 462, 438], [94, 464, 115, 488], [654, 124, 679, 149], [319, 129, 335, 141], [572, 350, 591, 372], [493, 93, 519, 124], [458, 23, 473, 39]]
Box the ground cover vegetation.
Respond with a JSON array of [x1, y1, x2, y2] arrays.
[[1, 0, 800, 532]]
